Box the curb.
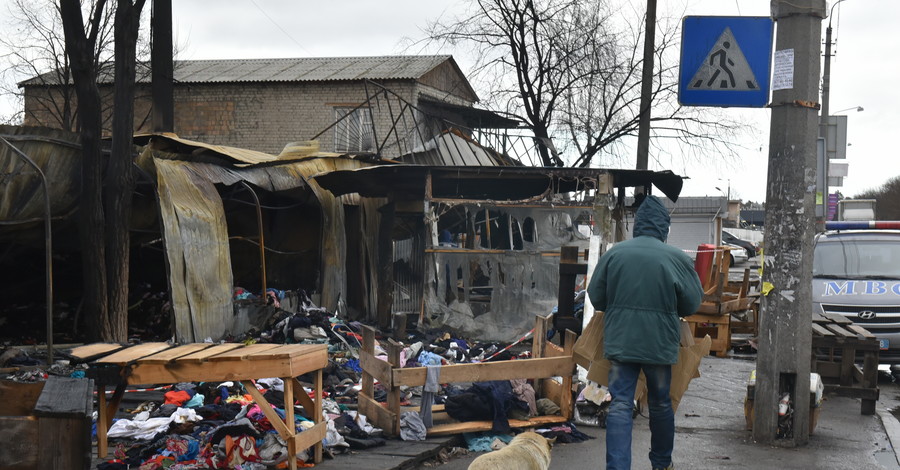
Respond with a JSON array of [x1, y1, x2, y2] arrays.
[[877, 408, 900, 467]]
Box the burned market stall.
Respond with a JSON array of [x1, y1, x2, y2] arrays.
[[135, 134, 388, 342], [314, 165, 683, 341]]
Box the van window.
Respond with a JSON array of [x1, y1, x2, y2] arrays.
[[814, 239, 900, 278]]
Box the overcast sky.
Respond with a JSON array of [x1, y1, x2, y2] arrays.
[[4, 0, 895, 203]]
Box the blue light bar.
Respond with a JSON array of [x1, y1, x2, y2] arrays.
[[826, 221, 900, 230]]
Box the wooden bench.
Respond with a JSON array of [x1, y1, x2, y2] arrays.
[[69, 342, 328, 470], [358, 315, 576, 436], [811, 312, 880, 415]]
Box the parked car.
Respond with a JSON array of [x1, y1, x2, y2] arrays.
[[725, 242, 748, 266], [722, 230, 757, 258]]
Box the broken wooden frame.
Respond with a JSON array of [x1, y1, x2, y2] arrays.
[[358, 315, 576, 436]]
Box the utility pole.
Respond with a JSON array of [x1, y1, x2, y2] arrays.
[[753, 0, 825, 446], [819, 0, 844, 226], [635, 0, 657, 172], [151, 0, 174, 132]]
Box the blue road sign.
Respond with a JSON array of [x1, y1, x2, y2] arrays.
[[678, 16, 774, 108]]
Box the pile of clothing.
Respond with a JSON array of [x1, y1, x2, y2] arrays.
[[97, 380, 383, 469]]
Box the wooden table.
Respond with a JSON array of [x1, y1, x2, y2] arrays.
[[68, 342, 328, 469]]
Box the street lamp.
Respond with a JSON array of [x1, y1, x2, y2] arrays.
[[832, 106, 864, 114]]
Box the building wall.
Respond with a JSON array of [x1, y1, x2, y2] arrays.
[[23, 78, 475, 157]]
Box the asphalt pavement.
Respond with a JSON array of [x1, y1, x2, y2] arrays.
[[428, 355, 900, 470]]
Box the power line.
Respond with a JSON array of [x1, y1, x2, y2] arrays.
[[247, 0, 312, 55], [734, 0, 741, 15]]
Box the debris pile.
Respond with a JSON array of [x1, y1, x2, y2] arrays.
[[0, 288, 597, 468]]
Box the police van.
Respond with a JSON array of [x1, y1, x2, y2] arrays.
[[812, 221, 900, 363]]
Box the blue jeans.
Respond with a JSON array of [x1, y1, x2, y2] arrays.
[[606, 361, 674, 470]]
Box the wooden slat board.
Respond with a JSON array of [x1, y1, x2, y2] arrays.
[[137, 344, 216, 364], [205, 343, 282, 361], [67, 343, 123, 361], [246, 344, 326, 360], [811, 323, 834, 337], [426, 415, 569, 436], [94, 343, 173, 365], [824, 324, 856, 338], [175, 343, 244, 362], [847, 324, 876, 339], [821, 312, 853, 324]]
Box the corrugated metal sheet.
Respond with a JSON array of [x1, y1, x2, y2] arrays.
[[135, 133, 280, 165], [21, 56, 453, 86], [154, 158, 235, 343], [0, 126, 81, 225]]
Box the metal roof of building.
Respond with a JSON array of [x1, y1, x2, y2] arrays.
[[20, 55, 457, 86]]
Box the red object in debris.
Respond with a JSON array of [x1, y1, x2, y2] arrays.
[[694, 244, 716, 287]]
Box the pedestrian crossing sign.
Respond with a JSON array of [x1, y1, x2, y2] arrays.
[[678, 16, 774, 108]]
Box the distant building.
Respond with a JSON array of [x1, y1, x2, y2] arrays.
[[19, 55, 517, 156]]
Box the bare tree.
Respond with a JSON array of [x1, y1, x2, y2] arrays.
[[60, 0, 110, 340], [105, 0, 147, 341], [0, 0, 152, 131], [60, 0, 146, 342], [421, 0, 746, 168], [854, 176, 900, 221]]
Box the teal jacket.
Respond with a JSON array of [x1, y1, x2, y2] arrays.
[[586, 195, 703, 364]]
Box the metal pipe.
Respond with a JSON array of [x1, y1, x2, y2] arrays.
[[240, 182, 266, 298], [0, 136, 53, 363]]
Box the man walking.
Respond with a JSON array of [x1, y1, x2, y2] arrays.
[[587, 195, 703, 470]]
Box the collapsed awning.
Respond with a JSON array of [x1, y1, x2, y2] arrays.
[[417, 97, 521, 129], [312, 165, 684, 202]]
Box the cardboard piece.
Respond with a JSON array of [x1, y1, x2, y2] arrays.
[[574, 311, 711, 411]]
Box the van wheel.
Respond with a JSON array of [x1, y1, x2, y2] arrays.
[[729, 254, 735, 267]]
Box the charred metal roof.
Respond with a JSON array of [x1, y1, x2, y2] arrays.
[[20, 55, 458, 86], [313, 165, 684, 203]]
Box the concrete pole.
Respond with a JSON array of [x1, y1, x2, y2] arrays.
[[753, 0, 825, 446], [635, 0, 657, 171]]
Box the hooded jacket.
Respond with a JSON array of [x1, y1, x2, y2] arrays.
[[586, 195, 703, 364]]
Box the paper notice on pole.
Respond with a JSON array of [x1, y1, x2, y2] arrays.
[[772, 49, 794, 90]]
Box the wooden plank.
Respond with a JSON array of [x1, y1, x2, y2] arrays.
[[33, 377, 92, 418], [359, 350, 393, 387], [283, 376, 297, 470], [94, 343, 172, 365], [543, 378, 563, 406], [293, 377, 317, 419], [0, 381, 44, 415], [246, 344, 327, 360], [137, 343, 215, 364], [387, 340, 402, 436], [824, 324, 856, 338], [362, 326, 376, 399], [811, 323, 834, 337], [358, 393, 397, 436], [426, 415, 569, 436], [393, 357, 573, 387], [812, 336, 880, 351], [174, 343, 243, 362], [846, 324, 876, 339], [821, 312, 853, 324], [39, 416, 92, 470], [313, 368, 324, 463], [127, 351, 327, 384], [542, 341, 567, 358], [292, 420, 327, 453], [205, 343, 282, 361], [242, 380, 292, 439], [67, 343, 123, 361]]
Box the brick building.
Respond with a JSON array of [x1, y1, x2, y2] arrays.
[[20, 55, 516, 156]]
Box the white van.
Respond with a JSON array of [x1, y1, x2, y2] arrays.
[[812, 221, 900, 362]]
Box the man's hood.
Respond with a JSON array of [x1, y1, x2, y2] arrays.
[[633, 195, 670, 242]]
